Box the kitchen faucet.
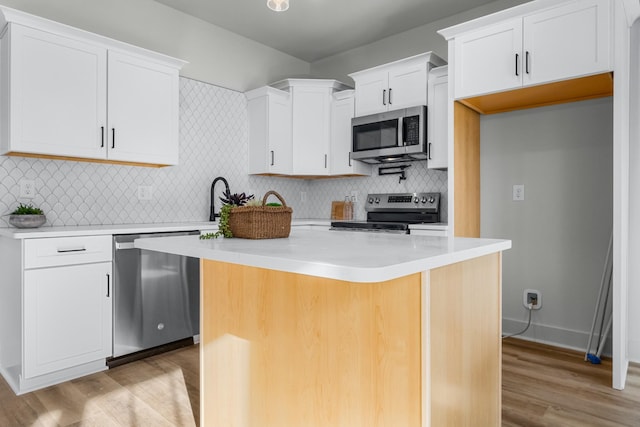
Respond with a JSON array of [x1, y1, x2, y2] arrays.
[[210, 177, 230, 221]]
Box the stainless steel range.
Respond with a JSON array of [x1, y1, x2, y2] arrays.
[[331, 192, 440, 234]]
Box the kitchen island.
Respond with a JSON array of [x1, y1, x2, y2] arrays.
[[135, 229, 511, 427]]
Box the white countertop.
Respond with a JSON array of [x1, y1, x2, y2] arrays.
[[0, 219, 448, 239], [0, 222, 220, 239], [134, 229, 509, 283]]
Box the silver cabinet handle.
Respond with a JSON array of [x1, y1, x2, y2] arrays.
[[348, 153, 352, 167], [111, 128, 115, 149], [382, 89, 386, 106], [101, 126, 105, 148], [389, 88, 392, 105], [115, 242, 136, 250], [270, 150, 275, 166], [106, 273, 110, 297], [56, 247, 86, 253], [324, 154, 327, 169], [525, 51, 530, 74], [428, 142, 432, 160], [515, 53, 519, 76]]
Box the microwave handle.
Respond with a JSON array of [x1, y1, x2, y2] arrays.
[[398, 116, 404, 147]]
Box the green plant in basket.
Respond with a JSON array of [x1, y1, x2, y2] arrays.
[[200, 190, 254, 239]]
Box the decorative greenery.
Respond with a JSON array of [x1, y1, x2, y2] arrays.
[[11, 203, 44, 215], [220, 189, 254, 206], [200, 204, 234, 239]]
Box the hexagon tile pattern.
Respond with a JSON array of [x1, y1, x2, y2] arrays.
[[0, 77, 448, 228]]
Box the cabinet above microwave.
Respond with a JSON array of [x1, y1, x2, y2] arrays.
[[348, 51, 446, 117]]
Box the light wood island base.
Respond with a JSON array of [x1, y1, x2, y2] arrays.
[[200, 252, 501, 427]]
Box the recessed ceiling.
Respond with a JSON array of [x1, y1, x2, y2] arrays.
[[153, 0, 502, 62]]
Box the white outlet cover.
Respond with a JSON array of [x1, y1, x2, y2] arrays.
[[19, 180, 36, 199], [513, 184, 525, 201], [523, 288, 542, 310], [137, 185, 153, 201]]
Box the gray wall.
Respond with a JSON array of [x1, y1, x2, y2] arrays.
[[0, 0, 310, 92], [481, 98, 613, 350], [309, 0, 530, 84]]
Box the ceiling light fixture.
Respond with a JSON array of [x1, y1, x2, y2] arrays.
[[267, 0, 289, 12]]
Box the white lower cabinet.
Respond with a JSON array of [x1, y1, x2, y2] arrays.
[[0, 234, 112, 394], [24, 262, 112, 378]]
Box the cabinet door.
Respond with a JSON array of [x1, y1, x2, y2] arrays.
[[291, 87, 331, 175], [107, 51, 179, 165], [454, 18, 523, 99], [6, 24, 107, 159], [247, 88, 292, 175], [330, 94, 355, 175], [523, 0, 611, 86], [387, 61, 428, 111], [24, 262, 112, 378], [427, 71, 448, 170], [354, 70, 388, 116], [267, 93, 293, 174]]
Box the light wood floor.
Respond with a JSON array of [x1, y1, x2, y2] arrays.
[[1, 339, 639, 426]]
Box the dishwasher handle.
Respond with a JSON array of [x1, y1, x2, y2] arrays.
[[115, 242, 136, 250]]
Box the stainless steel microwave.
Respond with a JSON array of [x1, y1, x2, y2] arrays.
[[351, 106, 427, 164]]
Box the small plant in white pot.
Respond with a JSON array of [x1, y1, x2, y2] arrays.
[[9, 203, 46, 228]]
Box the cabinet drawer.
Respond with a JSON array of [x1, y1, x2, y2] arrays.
[[24, 236, 112, 269]]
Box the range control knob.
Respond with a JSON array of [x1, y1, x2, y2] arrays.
[[413, 196, 419, 203], [374, 197, 380, 204], [421, 197, 428, 203], [428, 197, 435, 203], [368, 197, 374, 204]]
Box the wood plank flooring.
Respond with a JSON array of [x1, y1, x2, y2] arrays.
[[1, 339, 639, 426], [502, 338, 640, 426]]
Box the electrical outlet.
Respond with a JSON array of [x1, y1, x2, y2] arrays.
[[523, 289, 542, 310], [19, 180, 36, 199], [513, 184, 525, 201], [137, 185, 153, 201]]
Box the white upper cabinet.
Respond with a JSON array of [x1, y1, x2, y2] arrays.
[[289, 83, 333, 175], [0, 7, 185, 166], [330, 91, 371, 176], [2, 24, 108, 160], [349, 52, 446, 117], [247, 79, 364, 177], [453, 19, 523, 99], [522, 0, 611, 86], [427, 66, 448, 170], [453, 0, 611, 99], [246, 87, 292, 175], [107, 51, 179, 165]]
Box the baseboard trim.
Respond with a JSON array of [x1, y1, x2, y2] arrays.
[[502, 317, 612, 356]]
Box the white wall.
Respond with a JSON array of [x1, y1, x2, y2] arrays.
[[481, 98, 613, 351], [0, 0, 310, 92], [309, 0, 530, 84], [627, 19, 640, 363]]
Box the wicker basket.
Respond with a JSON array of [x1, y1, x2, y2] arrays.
[[228, 191, 293, 239]]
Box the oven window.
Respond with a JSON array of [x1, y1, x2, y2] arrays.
[[352, 119, 398, 151]]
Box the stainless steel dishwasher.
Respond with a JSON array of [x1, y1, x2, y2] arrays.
[[110, 231, 199, 366]]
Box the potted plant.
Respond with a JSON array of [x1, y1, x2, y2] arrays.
[[9, 203, 46, 228], [200, 190, 254, 239]]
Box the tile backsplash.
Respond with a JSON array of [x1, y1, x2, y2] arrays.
[[0, 77, 447, 227]]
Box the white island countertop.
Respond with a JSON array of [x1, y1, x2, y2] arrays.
[[135, 229, 510, 283]]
